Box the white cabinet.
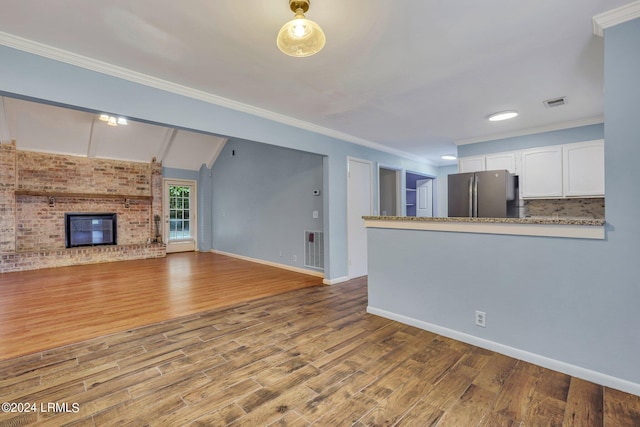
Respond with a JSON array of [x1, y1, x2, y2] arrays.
[[458, 156, 485, 173], [563, 140, 604, 197], [459, 140, 604, 199], [521, 146, 563, 198], [486, 152, 517, 174], [459, 152, 516, 174]]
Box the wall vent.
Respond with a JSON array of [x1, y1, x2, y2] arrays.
[[543, 96, 567, 108], [304, 230, 324, 270]]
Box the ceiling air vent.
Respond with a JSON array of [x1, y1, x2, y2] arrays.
[[543, 96, 567, 108]]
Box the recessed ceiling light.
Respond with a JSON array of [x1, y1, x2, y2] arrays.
[[441, 154, 457, 160], [98, 113, 128, 126], [488, 111, 518, 121]]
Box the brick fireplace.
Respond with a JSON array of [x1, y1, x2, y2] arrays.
[[0, 141, 166, 273]]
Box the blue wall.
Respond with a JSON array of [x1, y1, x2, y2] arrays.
[[163, 167, 198, 181], [206, 138, 324, 269], [457, 123, 604, 157], [0, 44, 437, 281], [436, 165, 458, 217], [368, 18, 640, 391]]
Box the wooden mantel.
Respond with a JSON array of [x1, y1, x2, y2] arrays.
[[14, 190, 152, 201]]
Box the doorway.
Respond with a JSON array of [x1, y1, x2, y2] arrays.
[[163, 179, 197, 253], [406, 172, 435, 217], [347, 158, 372, 279], [379, 166, 401, 216]]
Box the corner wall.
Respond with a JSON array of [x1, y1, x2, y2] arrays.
[[208, 138, 324, 272]]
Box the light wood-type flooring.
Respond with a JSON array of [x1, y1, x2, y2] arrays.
[[1, 253, 639, 426], [0, 252, 321, 361]]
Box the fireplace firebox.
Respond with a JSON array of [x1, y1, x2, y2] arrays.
[[65, 213, 117, 248]]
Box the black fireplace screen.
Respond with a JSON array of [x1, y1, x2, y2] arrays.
[[65, 213, 117, 248]]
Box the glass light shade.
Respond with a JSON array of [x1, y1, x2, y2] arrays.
[[107, 117, 118, 126], [277, 13, 326, 57]]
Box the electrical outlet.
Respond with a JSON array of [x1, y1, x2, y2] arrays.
[[475, 310, 486, 328], [279, 250, 283, 257], [292, 255, 297, 262]]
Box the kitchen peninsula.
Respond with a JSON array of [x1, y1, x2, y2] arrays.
[[362, 213, 640, 396], [363, 215, 605, 239]]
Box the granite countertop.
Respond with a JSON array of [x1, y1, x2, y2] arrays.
[[362, 216, 605, 226]]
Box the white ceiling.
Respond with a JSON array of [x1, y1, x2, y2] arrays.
[[0, 0, 635, 166]]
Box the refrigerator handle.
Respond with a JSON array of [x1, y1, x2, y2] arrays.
[[468, 177, 473, 217], [473, 175, 479, 217]]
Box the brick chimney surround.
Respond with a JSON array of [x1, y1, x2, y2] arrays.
[[0, 141, 166, 273]]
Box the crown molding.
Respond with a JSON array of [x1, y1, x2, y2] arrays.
[[0, 31, 426, 163], [454, 117, 604, 146], [593, 1, 640, 37]]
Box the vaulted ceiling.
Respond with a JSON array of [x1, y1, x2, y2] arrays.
[[0, 97, 227, 171], [0, 0, 635, 167]]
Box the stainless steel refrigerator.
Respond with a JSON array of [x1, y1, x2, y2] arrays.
[[448, 170, 517, 218]]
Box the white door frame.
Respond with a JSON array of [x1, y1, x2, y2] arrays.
[[163, 178, 197, 253], [347, 157, 373, 279]]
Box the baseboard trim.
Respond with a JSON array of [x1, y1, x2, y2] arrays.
[[367, 306, 640, 397], [322, 276, 350, 285], [210, 250, 324, 278]]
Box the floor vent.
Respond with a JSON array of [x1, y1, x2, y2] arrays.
[[304, 231, 324, 270]]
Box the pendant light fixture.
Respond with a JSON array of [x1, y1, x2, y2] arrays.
[[277, 0, 326, 57]]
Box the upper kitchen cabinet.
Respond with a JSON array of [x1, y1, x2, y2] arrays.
[[459, 152, 517, 174], [459, 139, 605, 200], [520, 140, 605, 199], [521, 146, 564, 198], [485, 152, 517, 174], [458, 156, 485, 173], [563, 140, 604, 197]]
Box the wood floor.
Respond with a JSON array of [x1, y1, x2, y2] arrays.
[[1, 253, 639, 426], [0, 252, 321, 360]]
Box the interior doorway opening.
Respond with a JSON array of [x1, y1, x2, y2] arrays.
[[406, 171, 435, 217], [379, 166, 401, 217]]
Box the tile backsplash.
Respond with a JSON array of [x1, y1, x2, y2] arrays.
[[524, 198, 605, 219]]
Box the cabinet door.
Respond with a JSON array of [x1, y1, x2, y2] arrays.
[[486, 152, 516, 174], [521, 146, 563, 198], [563, 140, 604, 197], [458, 156, 485, 173]]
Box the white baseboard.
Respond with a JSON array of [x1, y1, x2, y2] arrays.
[[210, 250, 324, 278], [367, 306, 640, 397], [323, 276, 350, 285]]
